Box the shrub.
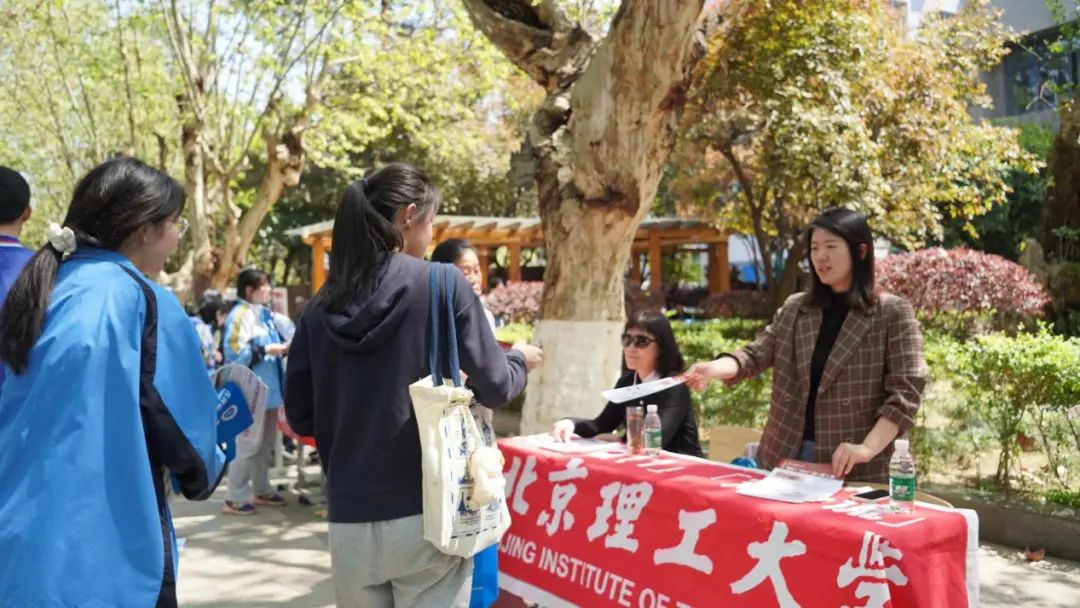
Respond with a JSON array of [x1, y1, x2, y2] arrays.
[[877, 248, 1050, 336], [1045, 489, 1080, 509], [672, 321, 772, 428], [495, 323, 534, 344], [699, 290, 772, 319], [950, 329, 1080, 490], [672, 318, 768, 343], [485, 282, 543, 324]]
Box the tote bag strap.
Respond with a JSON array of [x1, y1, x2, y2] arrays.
[[428, 264, 442, 387], [442, 264, 462, 388], [428, 263, 464, 388]]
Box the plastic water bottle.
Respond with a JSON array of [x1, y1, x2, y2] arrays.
[[644, 404, 662, 456], [889, 439, 916, 513]]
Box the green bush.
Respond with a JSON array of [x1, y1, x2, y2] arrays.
[[1045, 489, 1080, 509], [494, 323, 534, 344], [671, 318, 768, 343], [671, 322, 772, 428], [949, 328, 1080, 490]]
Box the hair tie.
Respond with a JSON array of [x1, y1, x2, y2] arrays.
[[46, 223, 77, 256]]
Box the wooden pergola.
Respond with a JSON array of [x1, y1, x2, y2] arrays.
[[287, 215, 731, 294]]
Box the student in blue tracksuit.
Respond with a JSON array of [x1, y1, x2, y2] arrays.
[[0, 157, 225, 608], [221, 267, 289, 514], [0, 166, 36, 394]]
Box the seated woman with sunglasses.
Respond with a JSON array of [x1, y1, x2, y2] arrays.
[[551, 311, 704, 457]]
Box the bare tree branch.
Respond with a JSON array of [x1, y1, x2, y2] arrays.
[[231, 1, 342, 176], [43, 6, 101, 160], [112, 0, 139, 151]]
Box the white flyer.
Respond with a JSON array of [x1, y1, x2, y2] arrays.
[[521, 434, 625, 455], [601, 375, 686, 404], [735, 460, 843, 503]]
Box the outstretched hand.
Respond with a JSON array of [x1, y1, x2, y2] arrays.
[[683, 358, 738, 391]]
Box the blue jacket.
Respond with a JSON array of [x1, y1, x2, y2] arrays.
[[223, 300, 285, 409], [0, 248, 225, 607], [0, 235, 33, 394]]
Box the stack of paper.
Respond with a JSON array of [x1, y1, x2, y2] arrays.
[[735, 460, 842, 503]]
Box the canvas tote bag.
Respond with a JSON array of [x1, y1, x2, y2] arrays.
[[409, 263, 511, 558]]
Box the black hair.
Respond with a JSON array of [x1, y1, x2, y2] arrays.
[[805, 207, 877, 311], [622, 310, 685, 377], [197, 293, 230, 326], [0, 157, 184, 373], [430, 239, 474, 265], [236, 268, 271, 302], [0, 166, 31, 224], [318, 162, 442, 313]]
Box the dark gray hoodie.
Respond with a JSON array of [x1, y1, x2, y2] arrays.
[[285, 252, 527, 523]]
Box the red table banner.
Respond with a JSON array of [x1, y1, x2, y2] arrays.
[[497, 436, 978, 608]]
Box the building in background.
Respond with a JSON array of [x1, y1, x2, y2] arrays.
[[898, 0, 1078, 126]]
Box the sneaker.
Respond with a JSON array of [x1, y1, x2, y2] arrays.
[[221, 500, 257, 516], [254, 493, 287, 507]]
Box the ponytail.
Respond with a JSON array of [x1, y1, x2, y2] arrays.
[[1, 245, 63, 373], [319, 163, 441, 313], [0, 156, 183, 375]]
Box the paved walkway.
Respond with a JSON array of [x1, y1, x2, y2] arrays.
[[173, 472, 1080, 607]]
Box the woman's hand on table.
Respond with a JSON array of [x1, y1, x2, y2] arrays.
[[551, 419, 575, 442], [832, 442, 876, 477]]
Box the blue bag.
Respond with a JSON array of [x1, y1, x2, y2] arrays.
[[470, 544, 500, 608]]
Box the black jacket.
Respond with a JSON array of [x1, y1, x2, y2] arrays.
[[571, 370, 704, 458], [285, 253, 528, 523]]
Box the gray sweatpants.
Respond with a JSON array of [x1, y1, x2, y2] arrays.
[[329, 515, 474, 608], [226, 408, 277, 503]]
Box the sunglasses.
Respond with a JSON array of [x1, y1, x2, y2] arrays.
[[621, 334, 656, 349]]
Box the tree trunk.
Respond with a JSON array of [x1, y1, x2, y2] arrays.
[[465, 0, 718, 433], [776, 239, 806, 308], [211, 87, 319, 289], [1043, 99, 1080, 254]]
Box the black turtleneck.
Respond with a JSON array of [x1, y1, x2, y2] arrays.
[[803, 291, 850, 441]]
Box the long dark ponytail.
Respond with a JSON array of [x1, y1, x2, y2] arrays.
[[0, 157, 184, 373], [318, 162, 441, 313]]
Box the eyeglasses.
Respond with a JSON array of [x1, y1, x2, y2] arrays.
[[173, 217, 189, 238], [621, 334, 656, 349]]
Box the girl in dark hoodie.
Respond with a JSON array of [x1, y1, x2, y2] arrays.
[[284, 163, 542, 607]]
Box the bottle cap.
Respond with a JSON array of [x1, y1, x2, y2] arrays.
[[894, 439, 909, 452], [646, 404, 658, 413]]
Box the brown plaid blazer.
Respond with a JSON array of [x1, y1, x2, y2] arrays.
[[725, 292, 928, 482]]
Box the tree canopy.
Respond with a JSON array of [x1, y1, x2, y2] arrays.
[[672, 0, 1039, 302]]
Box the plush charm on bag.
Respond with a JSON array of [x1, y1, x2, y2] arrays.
[[468, 446, 505, 510], [409, 264, 512, 558]]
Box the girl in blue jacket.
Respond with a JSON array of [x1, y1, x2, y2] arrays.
[[0, 157, 224, 608], [221, 267, 289, 514]]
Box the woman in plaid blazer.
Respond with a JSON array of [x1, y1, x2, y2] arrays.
[[687, 208, 928, 482]]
